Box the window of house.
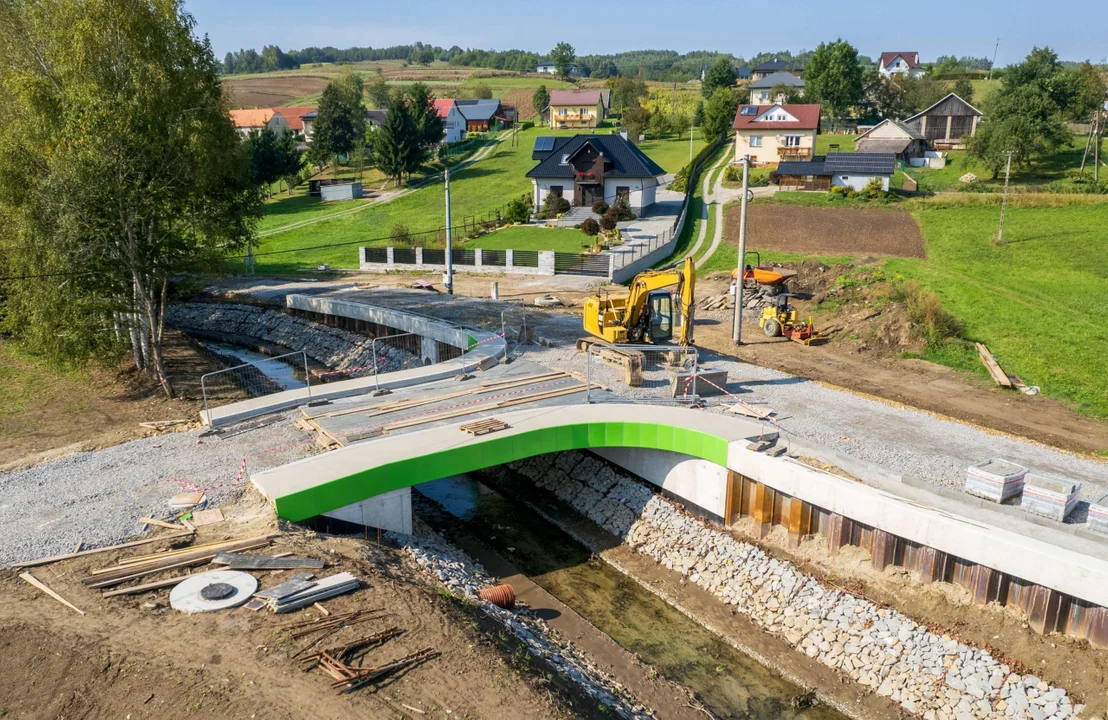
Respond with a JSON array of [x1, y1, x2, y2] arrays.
[[784, 135, 802, 147], [749, 136, 763, 147], [580, 108, 587, 114], [550, 186, 563, 198], [558, 108, 567, 115]]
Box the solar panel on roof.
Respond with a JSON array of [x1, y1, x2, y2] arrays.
[[740, 106, 758, 116], [533, 137, 555, 152]]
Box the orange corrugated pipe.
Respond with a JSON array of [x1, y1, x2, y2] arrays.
[[477, 583, 516, 609]]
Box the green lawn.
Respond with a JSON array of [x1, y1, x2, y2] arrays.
[[886, 198, 1108, 419], [464, 225, 588, 252], [904, 138, 1094, 192], [816, 133, 858, 154], [248, 125, 704, 272]]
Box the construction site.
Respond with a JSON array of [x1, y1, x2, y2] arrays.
[[1, 256, 1106, 720]]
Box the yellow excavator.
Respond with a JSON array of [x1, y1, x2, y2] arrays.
[[576, 257, 696, 386]]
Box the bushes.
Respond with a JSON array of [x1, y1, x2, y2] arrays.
[[389, 222, 411, 246], [724, 163, 741, 183], [591, 199, 609, 215], [606, 196, 635, 222], [504, 194, 532, 224], [580, 218, 600, 236], [537, 193, 570, 219], [598, 214, 617, 232], [891, 280, 963, 348]]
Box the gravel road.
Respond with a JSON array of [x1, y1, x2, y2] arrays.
[[0, 415, 316, 566]]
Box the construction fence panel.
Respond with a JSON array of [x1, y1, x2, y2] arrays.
[[201, 351, 311, 426], [310, 332, 425, 388], [500, 305, 535, 358], [585, 343, 699, 404]]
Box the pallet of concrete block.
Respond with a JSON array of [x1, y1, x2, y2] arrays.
[[1020, 473, 1081, 521], [964, 458, 1028, 502], [1088, 494, 1108, 535]]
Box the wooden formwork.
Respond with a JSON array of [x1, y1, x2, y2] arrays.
[[722, 469, 1108, 648]]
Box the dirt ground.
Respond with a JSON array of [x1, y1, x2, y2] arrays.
[[224, 75, 329, 108], [0, 330, 230, 471], [0, 493, 582, 720], [730, 204, 927, 258]]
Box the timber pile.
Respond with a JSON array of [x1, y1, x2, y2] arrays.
[[85, 535, 275, 590], [323, 647, 440, 694], [459, 418, 510, 436], [266, 572, 360, 613], [975, 343, 1014, 388]]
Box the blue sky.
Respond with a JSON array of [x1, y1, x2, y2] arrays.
[[187, 0, 1106, 66]]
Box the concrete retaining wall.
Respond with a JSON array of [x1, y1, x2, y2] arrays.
[[493, 451, 1081, 720]]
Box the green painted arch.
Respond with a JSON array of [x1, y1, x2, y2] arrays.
[[274, 420, 732, 522]]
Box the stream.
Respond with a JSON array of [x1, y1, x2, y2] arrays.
[[417, 474, 844, 720], [199, 340, 308, 391]]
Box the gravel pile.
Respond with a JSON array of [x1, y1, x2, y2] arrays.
[[386, 521, 654, 719], [0, 414, 316, 566], [505, 450, 1083, 720]]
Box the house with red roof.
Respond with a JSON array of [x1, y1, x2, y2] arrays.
[[878, 52, 925, 79], [271, 107, 316, 136], [732, 103, 821, 166], [434, 99, 466, 144], [547, 88, 608, 129], [228, 108, 291, 137]]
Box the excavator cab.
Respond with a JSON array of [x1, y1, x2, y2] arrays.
[[646, 290, 674, 343]]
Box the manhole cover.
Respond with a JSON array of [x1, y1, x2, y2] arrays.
[[200, 582, 236, 600]]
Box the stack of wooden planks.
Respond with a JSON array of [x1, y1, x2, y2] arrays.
[[459, 418, 510, 436], [975, 342, 1014, 388], [84, 535, 276, 591]]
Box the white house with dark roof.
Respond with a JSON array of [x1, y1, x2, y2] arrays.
[[526, 134, 667, 210], [878, 52, 926, 78], [748, 71, 805, 105]]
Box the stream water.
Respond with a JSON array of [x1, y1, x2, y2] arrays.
[[417, 474, 844, 720], [200, 340, 307, 391]]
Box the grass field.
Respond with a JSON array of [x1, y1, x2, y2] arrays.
[[465, 226, 587, 252], [905, 138, 1095, 192], [885, 197, 1108, 418], [249, 125, 703, 272]]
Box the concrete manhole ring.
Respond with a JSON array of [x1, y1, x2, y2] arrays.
[[170, 570, 258, 614]]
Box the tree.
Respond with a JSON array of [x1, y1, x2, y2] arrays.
[[0, 0, 262, 396], [805, 39, 865, 120], [532, 85, 550, 123], [621, 107, 651, 142], [607, 75, 648, 113], [702, 87, 738, 144], [246, 129, 283, 196], [367, 71, 391, 108], [693, 101, 705, 128], [952, 77, 975, 105], [407, 82, 445, 163], [374, 91, 418, 184], [309, 70, 367, 167], [969, 47, 1075, 173], [863, 71, 911, 119], [702, 57, 737, 98], [769, 82, 804, 104], [470, 83, 493, 100], [550, 42, 576, 80], [276, 130, 304, 194]]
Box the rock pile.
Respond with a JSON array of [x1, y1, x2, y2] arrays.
[[506, 451, 1081, 720], [387, 521, 654, 720], [166, 303, 418, 375]]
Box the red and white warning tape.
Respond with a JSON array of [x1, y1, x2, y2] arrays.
[[166, 441, 314, 494], [681, 372, 780, 428]]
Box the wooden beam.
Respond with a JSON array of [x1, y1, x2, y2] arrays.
[[19, 572, 85, 615], [101, 575, 190, 598], [975, 342, 1014, 388], [13, 530, 195, 568], [140, 517, 185, 531]]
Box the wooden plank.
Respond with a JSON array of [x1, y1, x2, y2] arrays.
[[475, 372, 567, 392], [116, 536, 268, 567], [495, 383, 595, 409], [975, 342, 1013, 388], [460, 419, 509, 436], [13, 530, 195, 568], [85, 540, 273, 589], [190, 509, 224, 527], [139, 517, 184, 531], [19, 572, 85, 615], [101, 575, 190, 598], [212, 553, 325, 570], [255, 572, 317, 600], [89, 538, 274, 582]]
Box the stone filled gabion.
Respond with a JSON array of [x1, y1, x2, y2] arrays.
[[386, 522, 655, 720], [165, 303, 418, 374], [504, 451, 1082, 720]]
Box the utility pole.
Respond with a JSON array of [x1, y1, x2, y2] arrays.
[[997, 151, 1013, 244], [732, 156, 750, 345], [988, 39, 1000, 81], [689, 121, 694, 162], [444, 167, 454, 295], [1095, 109, 1102, 184]]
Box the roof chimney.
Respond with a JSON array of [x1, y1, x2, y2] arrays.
[[619, 129, 629, 141]]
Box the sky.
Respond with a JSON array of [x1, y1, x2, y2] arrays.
[[187, 0, 1107, 66]]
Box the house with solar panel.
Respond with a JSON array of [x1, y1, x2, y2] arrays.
[[526, 134, 667, 211], [773, 153, 896, 192], [732, 103, 821, 166]]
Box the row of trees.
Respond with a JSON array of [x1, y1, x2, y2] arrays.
[[305, 70, 446, 186]]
